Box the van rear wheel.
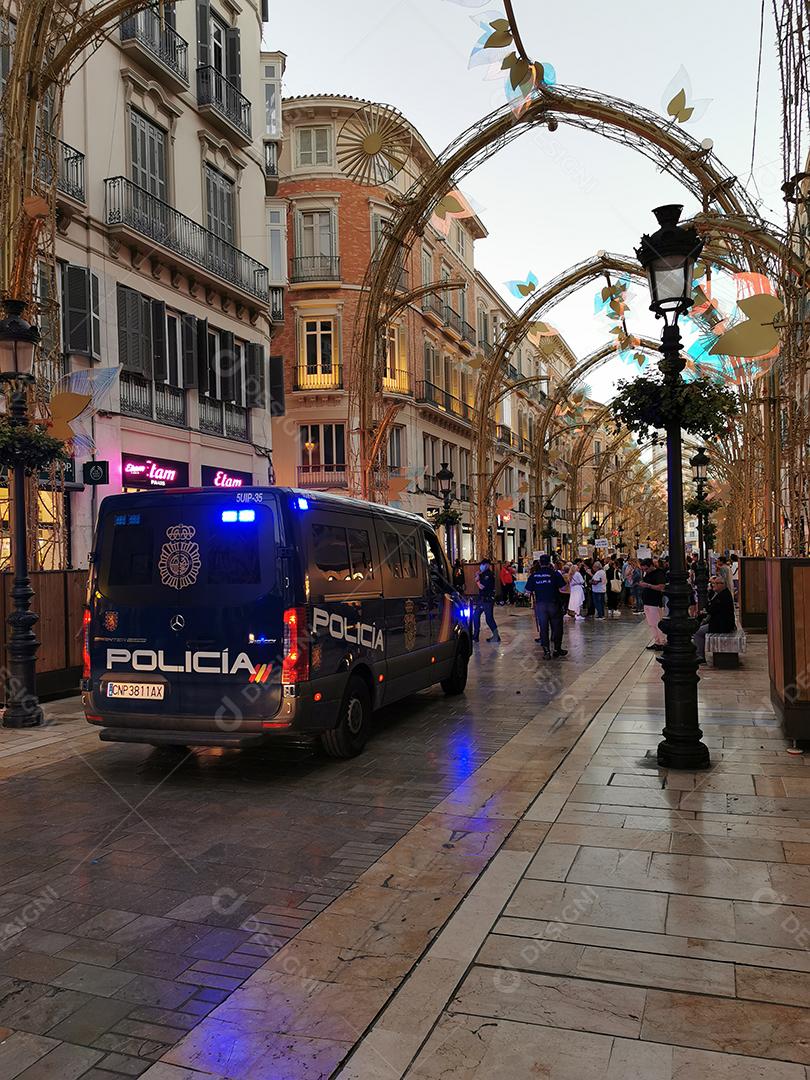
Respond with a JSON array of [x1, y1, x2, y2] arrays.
[[441, 643, 469, 696], [320, 676, 371, 758]]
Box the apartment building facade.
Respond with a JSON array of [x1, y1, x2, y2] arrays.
[[271, 94, 551, 562], [28, 0, 283, 567]]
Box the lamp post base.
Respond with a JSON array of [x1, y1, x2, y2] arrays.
[[657, 736, 711, 770], [3, 702, 44, 728]]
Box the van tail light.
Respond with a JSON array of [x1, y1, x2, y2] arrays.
[[282, 607, 309, 684], [82, 607, 92, 679]]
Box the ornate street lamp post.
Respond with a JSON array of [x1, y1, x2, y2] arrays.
[[436, 461, 456, 561], [617, 524, 626, 555], [0, 300, 44, 728], [690, 447, 710, 615], [590, 514, 600, 547], [544, 498, 556, 555], [637, 205, 709, 769], [635, 529, 641, 554]]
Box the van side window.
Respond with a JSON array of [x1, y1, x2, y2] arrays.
[[381, 531, 403, 578], [423, 529, 450, 588], [348, 528, 374, 581], [399, 533, 419, 578], [312, 523, 351, 583]]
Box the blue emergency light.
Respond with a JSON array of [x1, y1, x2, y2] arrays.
[[296, 497, 309, 511], [221, 509, 256, 523]]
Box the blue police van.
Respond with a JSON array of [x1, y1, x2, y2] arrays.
[[82, 487, 471, 757]]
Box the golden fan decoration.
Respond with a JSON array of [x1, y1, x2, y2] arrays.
[[336, 103, 411, 186]]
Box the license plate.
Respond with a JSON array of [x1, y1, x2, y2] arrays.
[[106, 682, 165, 700]]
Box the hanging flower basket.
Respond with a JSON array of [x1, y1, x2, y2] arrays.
[[685, 495, 722, 518], [541, 525, 560, 540], [432, 506, 462, 528], [0, 421, 69, 473], [611, 375, 739, 443]]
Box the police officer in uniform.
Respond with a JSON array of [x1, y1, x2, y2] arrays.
[[526, 554, 569, 660]]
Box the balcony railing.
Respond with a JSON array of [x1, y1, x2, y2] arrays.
[[421, 293, 444, 320], [290, 255, 341, 283], [382, 368, 412, 395], [197, 66, 252, 141], [297, 465, 348, 488], [37, 135, 85, 203], [199, 395, 223, 435], [270, 286, 284, 322], [423, 473, 439, 497], [461, 319, 476, 345], [154, 382, 187, 427], [264, 141, 278, 177], [294, 365, 343, 391], [105, 177, 269, 301], [416, 380, 472, 423], [497, 423, 513, 446], [396, 266, 409, 292], [480, 336, 493, 357], [460, 483, 470, 502], [120, 7, 189, 84], [120, 373, 153, 419], [444, 305, 462, 336], [224, 402, 249, 440]]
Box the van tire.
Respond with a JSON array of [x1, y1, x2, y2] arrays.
[[320, 676, 371, 758], [441, 643, 469, 696]]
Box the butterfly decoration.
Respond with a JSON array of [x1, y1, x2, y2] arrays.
[[662, 67, 712, 125], [50, 366, 119, 453], [496, 496, 515, 516], [517, 480, 530, 494], [528, 320, 559, 337], [708, 293, 783, 359], [466, 351, 486, 371], [430, 188, 475, 236], [389, 464, 425, 507], [505, 271, 539, 299], [594, 276, 631, 318], [467, 12, 555, 114]]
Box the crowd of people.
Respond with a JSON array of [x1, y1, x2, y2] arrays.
[[455, 548, 739, 664]]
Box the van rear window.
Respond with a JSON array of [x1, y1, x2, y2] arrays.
[[99, 500, 275, 600]]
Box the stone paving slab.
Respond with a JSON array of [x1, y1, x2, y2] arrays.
[[335, 635, 810, 1079]]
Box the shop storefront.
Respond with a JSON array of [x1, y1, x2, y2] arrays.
[[0, 462, 81, 571]]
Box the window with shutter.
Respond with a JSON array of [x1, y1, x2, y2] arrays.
[[181, 314, 198, 388], [117, 284, 151, 375], [63, 265, 91, 355], [225, 27, 241, 90], [196, 0, 210, 65], [36, 261, 59, 361], [195, 317, 209, 392], [152, 300, 167, 382], [219, 329, 236, 401], [246, 344, 269, 410]]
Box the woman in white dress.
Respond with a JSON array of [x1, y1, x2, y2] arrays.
[[567, 561, 586, 620]]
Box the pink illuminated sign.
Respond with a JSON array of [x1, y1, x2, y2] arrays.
[[121, 453, 189, 489], [201, 465, 253, 489]]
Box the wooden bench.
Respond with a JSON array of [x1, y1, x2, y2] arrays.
[[705, 628, 747, 668]]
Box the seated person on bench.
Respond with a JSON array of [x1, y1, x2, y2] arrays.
[[693, 574, 736, 664]]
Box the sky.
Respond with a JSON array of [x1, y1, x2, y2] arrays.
[[268, 0, 784, 403]]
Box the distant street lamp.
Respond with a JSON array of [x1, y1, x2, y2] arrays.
[[690, 447, 710, 615], [544, 497, 556, 555], [0, 299, 44, 729], [436, 461, 455, 560], [617, 524, 626, 554], [637, 204, 709, 770], [590, 513, 600, 546]]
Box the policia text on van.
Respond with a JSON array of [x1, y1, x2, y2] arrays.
[[82, 488, 472, 757]]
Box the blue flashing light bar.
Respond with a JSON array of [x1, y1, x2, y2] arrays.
[[296, 497, 310, 511], [238, 509, 255, 522], [221, 510, 238, 522]]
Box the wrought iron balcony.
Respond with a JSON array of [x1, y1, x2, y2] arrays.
[[462, 319, 476, 346], [480, 336, 493, 357], [198, 396, 249, 440], [421, 292, 445, 321], [443, 305, 463, 336], [497, 423, 513, 446], [37, 135, 85, 203], [197, 65, 252, 143], [297, 465, 348, 488], [294, 365, 343, 391], [423, 473, 439, 497], [290, 255, 341, 283], [120, 373, 153, 420], [270, 286, 284, 322], [382, 368, 412, 396], [120, 7, 189, 87], [105, 177, 269, 302], [155, 383, 187, 427], [264, 141, 278, 177], [416, 380, 472, 423], [396, 266, 409, 292]]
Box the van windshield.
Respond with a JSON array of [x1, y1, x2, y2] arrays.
[[97, 498, 278, 604]]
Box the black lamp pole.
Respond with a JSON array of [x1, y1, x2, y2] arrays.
[[591, 514, 599, 547], [617, 524, 626, 554], [436, 461, 455, 561], [637, 205, 709, 770], [544, 498, 556, 555], [690, 447, 710, 615], [0, 300, 44, 728]]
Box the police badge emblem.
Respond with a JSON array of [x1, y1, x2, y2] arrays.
[[158, 524, 202, 590]]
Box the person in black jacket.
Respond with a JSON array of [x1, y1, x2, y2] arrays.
[[526, 555, 569, 659], [693, 575, 736, 663]]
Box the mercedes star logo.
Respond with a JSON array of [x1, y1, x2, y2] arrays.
[[170, 614, 185, 631]]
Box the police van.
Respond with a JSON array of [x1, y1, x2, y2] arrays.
[[82, 487, 471, 757]]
